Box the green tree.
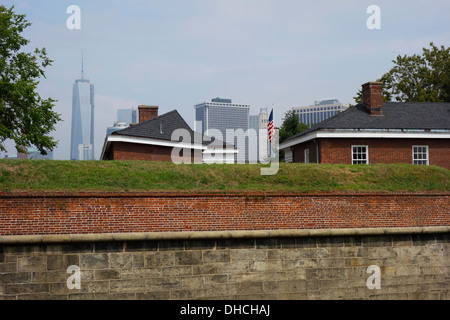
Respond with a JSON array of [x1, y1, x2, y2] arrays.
[[278, 110, 308, 162], [0, 5, 61, 155], [353, 42, 450, 104], [278, 109, 308, 144]]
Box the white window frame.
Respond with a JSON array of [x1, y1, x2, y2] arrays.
[[304, 149, 310, 164], [412, 145, 429, 165], [352, 145, 369, 165]]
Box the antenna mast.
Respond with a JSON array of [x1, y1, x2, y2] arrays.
[[81, 48, 84, 80]]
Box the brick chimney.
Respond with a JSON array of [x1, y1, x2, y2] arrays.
[[138, 105, 159, 123], [362, 82, 383, 116]]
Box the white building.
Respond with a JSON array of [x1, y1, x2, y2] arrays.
[[293, 99, 348, 126]]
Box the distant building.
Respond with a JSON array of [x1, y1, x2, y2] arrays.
[[70, 58, 95, 161], [293, 99, 348, 126], [107, 122, 128, 135], [117, 108, 137, 126], [28, 148, 53, 160], [249, 108, 270, 162], [194, 98, 250, 162], [8, 147, 53, 160]]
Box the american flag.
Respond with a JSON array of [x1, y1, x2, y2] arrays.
[[268, 109, 275, 143]]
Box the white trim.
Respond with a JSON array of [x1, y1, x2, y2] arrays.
[[100, 135, 206, 160], [351, 145, 369, 165], [304, 149, 310, 164], [280, 131, 450, 151], [412, 145, 429, 165], [100, 134, 238, 160]]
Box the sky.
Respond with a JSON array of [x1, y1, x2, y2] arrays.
[[2, 0, 450, 160]]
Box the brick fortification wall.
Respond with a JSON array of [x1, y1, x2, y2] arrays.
[[0, 192, 448, 235], [0, 192, 448, 300]]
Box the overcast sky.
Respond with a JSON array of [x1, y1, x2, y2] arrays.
[[2, 0, 450, 160]]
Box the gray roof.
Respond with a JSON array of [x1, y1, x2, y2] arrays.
[[283, 102, 450, 144], [113, 109, 228, 147]]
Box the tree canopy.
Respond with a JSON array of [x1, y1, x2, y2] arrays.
[[354, 42, 450, 104], [278, 109, 308, 144], [0, 5, 61, 155]]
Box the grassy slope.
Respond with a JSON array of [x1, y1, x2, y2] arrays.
[[0, 159, 449, 193]]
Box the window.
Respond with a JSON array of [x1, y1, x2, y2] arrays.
[[412, 146, 428, 165], [352, 145, 369, 164], [304, 149, 310, 164]]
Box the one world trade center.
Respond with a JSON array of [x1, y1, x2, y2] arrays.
[[70, 56, 95, 160]]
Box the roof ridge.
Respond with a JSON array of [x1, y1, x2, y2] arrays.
[[282, 104, 357, 143], [113, 109, 184, 135]]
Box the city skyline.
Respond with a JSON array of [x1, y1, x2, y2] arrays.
[[1, 0, 449, 160]]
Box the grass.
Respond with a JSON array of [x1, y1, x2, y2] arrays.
[[0, 159, 449, 193]]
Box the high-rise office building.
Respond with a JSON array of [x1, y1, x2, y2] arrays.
[[249, 108, 270, 162], [70, 56, 95, 160], [117, 108, 137, 126], [106, 108, 137, 135], [194, 98, 250, 162], [258, 108, 269, 160], [293, 99, 348, 126]]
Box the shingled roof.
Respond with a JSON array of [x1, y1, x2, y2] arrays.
[[282, 102, 450, 145], [112, 109, 228, 147]]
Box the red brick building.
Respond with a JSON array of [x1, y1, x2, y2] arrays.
[[100, 105, 237, 162], [280, 82, 450, 170]]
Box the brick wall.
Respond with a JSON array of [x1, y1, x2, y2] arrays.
[[290, 138, 450, 170], [292, 140, 318, 163], [0, 233, 448, 300], [108, 142, 202, 162], [0, 192, 448, 236]]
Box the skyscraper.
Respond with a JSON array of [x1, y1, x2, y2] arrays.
[[70, 55, 95, 160], [249, 108, 270, 162], [292, 99, 348, 126], [194, 98, 250, 162], [117, 108, 137, 126]]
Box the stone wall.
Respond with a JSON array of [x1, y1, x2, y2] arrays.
[[1, 229, 448, 300]]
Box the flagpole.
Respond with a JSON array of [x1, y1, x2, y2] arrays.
[[268, 108, 274, 159]]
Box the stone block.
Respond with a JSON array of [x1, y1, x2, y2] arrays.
[[175, 251, 202, 266], [109, 253, 133, 269], [0, 272, 31, 284], [238, 281, 264, 294], [17, 256, 47, 272], [0, 262, 17, 273], [5, 283, 49, 295], [202, 250, 230, 263], [95, 269, 121, 280], [47, 254, 79, 271], [32, 271, 67, 283], [144, 252, 174, 268], [161, 265, 193, 277], [110, 279, 146, 293], [249, 260, 283, 273], [136, 291, 171, 300], [230, 249, 267, 261], [80, 253, 109, 269]]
